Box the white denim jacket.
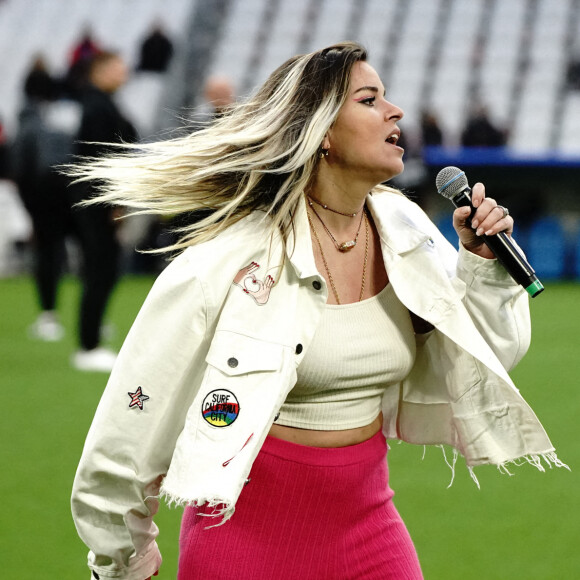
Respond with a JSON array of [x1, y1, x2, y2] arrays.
[[72, 190, 562, 579]]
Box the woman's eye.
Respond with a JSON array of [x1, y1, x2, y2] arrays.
[[359, 97, 376, 106]]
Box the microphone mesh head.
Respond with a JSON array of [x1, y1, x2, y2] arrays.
[[435, 166, 469, 199]]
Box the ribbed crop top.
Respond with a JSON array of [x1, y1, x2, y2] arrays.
[[276, 283, 416, 430]]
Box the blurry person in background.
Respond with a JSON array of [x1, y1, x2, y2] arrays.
[[566, 55, 580, 90], [69, 51, 137, 372], [419, 108, 444, 147], [64, 28, 101, 98], [11, 57, 80, 341], [137, 21, 174, 73], [202, 75, 235, 120], [460, 104, 507, 147], [23, 54, 60, 102], [146, 75, 237, 254], [69, 28, 101, 66]]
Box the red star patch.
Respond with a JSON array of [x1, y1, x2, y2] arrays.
[[128, 386, 149, 410]]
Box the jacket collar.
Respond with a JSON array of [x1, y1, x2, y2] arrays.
[[285, 191, 432, 279], [366, 191, 432, 255], [285, 195, 319, 280]]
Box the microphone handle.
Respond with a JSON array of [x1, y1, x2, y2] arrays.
[[451, 188, 544, 297]]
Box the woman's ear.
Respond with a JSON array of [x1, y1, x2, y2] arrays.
[[322, 135, 331, 151]]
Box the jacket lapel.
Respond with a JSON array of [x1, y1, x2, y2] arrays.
[[367, 192, 514, 386]]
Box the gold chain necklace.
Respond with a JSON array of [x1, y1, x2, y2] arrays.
[[309, 202, 365, 252], [307, 209, 369, 304], [307, 195, 359, 217]]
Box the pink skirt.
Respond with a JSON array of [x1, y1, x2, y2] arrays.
[[178, 431, 423, 579]]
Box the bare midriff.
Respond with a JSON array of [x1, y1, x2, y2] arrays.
[[268, 412, 383, 448]]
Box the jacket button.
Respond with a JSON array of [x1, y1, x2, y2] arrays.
[[312, 280, 322, 290], [227, 357, 238, 368], [295, 344, 303, 354]]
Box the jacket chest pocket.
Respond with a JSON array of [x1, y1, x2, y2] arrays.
[[200, 331, 288, 430], [206, 330, 284, 375]]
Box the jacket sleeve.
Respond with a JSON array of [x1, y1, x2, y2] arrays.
[[71, 252, 209, 580], [454, 243, 531, 370]]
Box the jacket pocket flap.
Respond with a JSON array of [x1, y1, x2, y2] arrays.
[[206, 331, 284, 375]]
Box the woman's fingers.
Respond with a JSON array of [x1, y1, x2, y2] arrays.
[[452, 182, 514, 258], [470, 182, 485, 208], [471, 197, 513, 237]]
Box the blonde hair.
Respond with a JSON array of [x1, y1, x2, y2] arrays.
[[67, 42, 381, 253]]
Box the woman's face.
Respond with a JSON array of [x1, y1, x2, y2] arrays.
[[325, 61, 404, 185]]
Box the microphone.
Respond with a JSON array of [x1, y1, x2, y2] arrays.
[[435, 166, 544, 297]]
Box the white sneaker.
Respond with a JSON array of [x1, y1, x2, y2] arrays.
[[28, 311, 65, 342], [72, 347, 117, 372]]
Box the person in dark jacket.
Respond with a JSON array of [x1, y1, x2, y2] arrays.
[[70, 51, 137, 372], [420, 109, 444, 147], [12, 95, 80, 341], [460, 105, 507, 147], [23, 55, 60, 102], [137, 23, 174, 73], [64, 29, 101, 99]]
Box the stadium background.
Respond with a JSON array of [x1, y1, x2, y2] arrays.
[[0, 0, 579, 578]]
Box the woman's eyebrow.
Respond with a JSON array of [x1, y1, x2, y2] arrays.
[[352, 85, 386, 96]]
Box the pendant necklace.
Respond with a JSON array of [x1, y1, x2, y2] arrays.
[[307, 208, 369, 304], [308, 203, 365, 252]]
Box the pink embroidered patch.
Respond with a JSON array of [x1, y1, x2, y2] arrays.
[[233, 262, 275, 305]]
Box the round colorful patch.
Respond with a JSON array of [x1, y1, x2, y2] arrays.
[[202, 389, 240, 427]]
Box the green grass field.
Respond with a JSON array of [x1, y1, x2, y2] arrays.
[[1, 276, 578, 579]]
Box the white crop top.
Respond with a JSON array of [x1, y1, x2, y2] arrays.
[[277, 283, 416, 430]]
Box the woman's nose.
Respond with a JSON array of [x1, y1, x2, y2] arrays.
[[386, 102, 404, 121]]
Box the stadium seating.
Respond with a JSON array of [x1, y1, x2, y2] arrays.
[[2, 0, 579, 149], [204, 0, 580, 153]]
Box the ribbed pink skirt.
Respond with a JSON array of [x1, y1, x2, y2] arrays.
[[178, 431, 423, 579]]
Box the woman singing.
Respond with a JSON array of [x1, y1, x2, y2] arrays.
[[71, 42, 563, 580]]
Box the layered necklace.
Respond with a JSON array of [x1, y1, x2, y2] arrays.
[[307, 196, 364, 252], [306, 199, 369, 304]]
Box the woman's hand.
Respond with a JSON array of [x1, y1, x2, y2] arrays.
[[452, 182, 513, 259]]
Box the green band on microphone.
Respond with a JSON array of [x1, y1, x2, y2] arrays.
[[525, 279, 544, 297]]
